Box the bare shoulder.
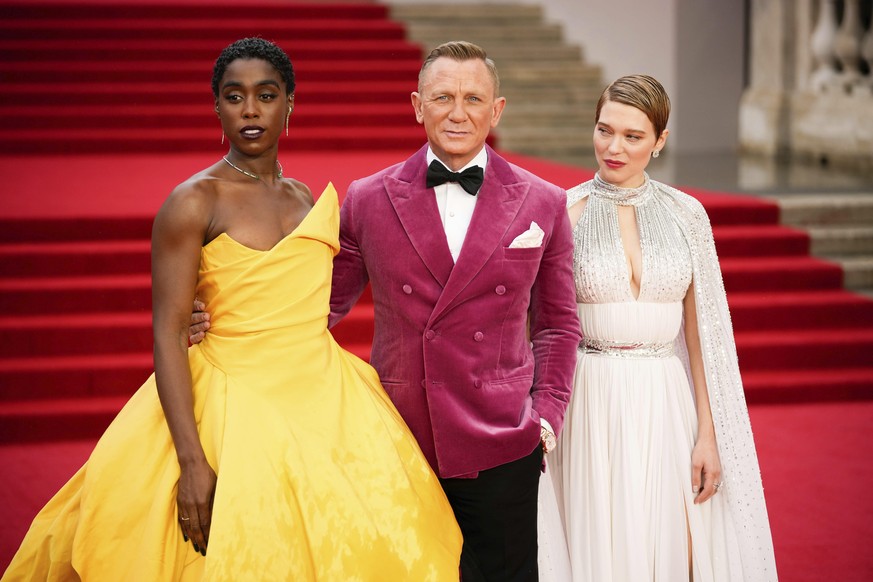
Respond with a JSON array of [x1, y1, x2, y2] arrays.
[[153, 170, 220, 240], [283, 177, 314, 208]]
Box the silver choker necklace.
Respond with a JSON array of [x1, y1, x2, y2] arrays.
[[592, 172, 654, 207], [222, 156, 283, 181]]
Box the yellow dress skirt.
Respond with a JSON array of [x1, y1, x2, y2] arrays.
[[3, 184, 462, 581]]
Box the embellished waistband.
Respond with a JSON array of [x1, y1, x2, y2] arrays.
[[580, 338, 674, 359]]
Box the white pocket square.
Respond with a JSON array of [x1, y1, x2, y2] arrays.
[[509, 221, 544, 248]]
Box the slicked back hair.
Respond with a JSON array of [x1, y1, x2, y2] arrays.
[[418, 41, 500, 96], [595, 74, 671, 139]]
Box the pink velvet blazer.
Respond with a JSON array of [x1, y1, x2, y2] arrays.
[[330, 145, 580, 478]]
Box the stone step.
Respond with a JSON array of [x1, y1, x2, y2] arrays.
[[498, 143, 594, 158], [407, 43, 583, 62], [500, 87, 596, 105], [500, 114, 593, 128], [499, 61, 601, 84], [498, 134, 594, 153], [502, 101, 598, 115], [833, 256, 873, 290], [777, 194, 873, 226], [772, 195, 873, 295], [485, 45, 583, 62], [499, 113, 591, 129], [499, 64, 602, 84], [391, 4, 544, 22], [497, 125, 592, 143], [808, 226, 873, 256], [390, 1, 603, 164], [404, 23, 563, 43], [503, 82, 598, 96], [408, 38, 584, 61], [497, 140, 595, 160]]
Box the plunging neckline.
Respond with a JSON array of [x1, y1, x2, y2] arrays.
[[594, 173, 652, 302], [572, 173, 654, 302], [617, 205, 644, 302]]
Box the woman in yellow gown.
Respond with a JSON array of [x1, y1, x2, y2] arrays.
[[3, 38, 462, 581]]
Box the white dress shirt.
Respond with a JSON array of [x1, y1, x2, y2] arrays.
[[426, 147, 487, 263]]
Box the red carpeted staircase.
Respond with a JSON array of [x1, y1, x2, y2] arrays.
[[0, 0, 426, 154], [711, 217, 873, 402]]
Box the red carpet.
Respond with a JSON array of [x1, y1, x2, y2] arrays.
[[2, 402, 871, 581], [1, 1, 872, 580]]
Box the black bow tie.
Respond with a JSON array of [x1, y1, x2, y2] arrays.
[[426, 160, 484, 196]]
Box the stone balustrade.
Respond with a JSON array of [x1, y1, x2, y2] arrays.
[[740, 0, 873, 172]]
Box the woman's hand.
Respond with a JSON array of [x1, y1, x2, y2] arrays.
[[691, 435, 722, 504], [177, 459, 217, 555]]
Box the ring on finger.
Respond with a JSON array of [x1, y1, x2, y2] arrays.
[[180, 516, 191, 521]]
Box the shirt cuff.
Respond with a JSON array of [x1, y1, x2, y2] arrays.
[[540, 418, 554, 434]]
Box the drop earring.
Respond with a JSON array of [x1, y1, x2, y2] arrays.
[[652, 150, 660, 158], [216, 108, 224, 145], [285, 107, 293, 137]]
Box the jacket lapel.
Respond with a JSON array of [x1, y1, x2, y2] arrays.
[[385, 147, 454, 288], [430, 149, 529, 323]]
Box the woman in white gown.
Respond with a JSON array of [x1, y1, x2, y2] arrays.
[[539, 75, 777, 581]]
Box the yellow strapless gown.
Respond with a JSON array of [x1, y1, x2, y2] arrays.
[[3, 184, 462, 581]]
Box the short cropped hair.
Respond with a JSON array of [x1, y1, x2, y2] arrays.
[[212, 37, 295, 97], [595, 74, 671, 139], [418, 41, 500, 95]]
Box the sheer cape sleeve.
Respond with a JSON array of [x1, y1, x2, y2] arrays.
[[659, 181, 778, 581]]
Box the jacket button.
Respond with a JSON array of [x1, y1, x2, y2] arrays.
[[495, 285, 506, 295], [425, 330, 436, 340], [474, 379, 483, 389], [402, 284, 412, 294], [473, 332, 484, 342]]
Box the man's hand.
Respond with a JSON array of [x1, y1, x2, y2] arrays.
[[189, 298, 210, 345]]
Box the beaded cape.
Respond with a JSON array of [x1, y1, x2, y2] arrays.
[[567, 174, 778, 580]]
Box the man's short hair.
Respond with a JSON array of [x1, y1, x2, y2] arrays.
[[418, 41, 500, 95]]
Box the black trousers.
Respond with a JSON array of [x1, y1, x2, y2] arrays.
[[439, 444, 543, 582]]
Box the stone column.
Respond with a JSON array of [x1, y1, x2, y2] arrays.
[[739, 0, 797, 157]]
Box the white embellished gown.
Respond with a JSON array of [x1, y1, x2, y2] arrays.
[[538, 174, 777, 582]]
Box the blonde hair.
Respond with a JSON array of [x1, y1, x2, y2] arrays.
[[418, 41, 500, 95], [595, 74, 670, 139]]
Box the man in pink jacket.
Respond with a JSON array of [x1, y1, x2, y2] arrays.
[[329, 42, 580, 581], [192, 41, 579, 580]]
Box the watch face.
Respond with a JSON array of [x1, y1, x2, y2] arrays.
[[545, 435, 556, 452], [541, 429, 556, 452]]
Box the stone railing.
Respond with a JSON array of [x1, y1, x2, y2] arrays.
[[740, 0, 873, 172], [809, 0, 873, 93]]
